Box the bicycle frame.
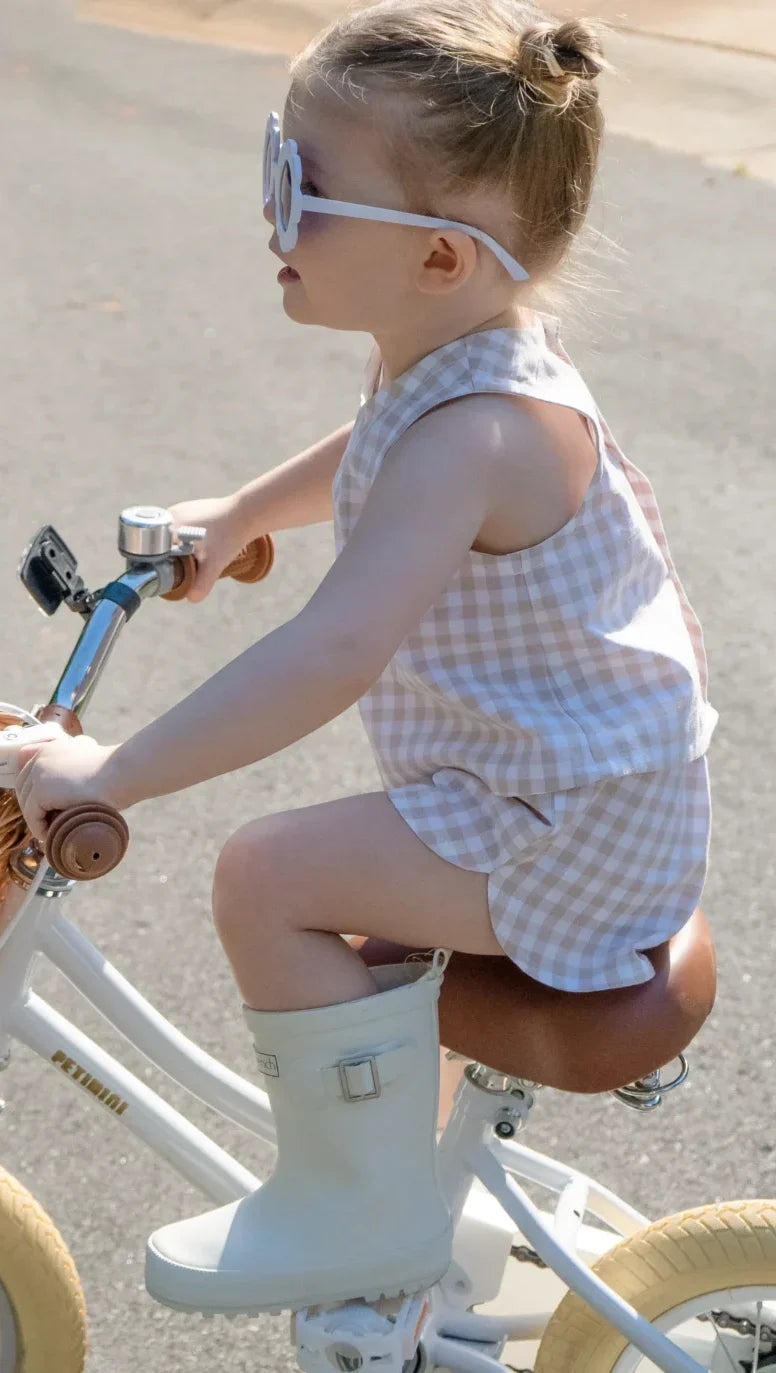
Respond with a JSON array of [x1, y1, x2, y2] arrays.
[[0, 546, 711, 1373]]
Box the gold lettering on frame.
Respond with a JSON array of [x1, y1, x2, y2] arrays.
[[50, 1050, 129, 1117]]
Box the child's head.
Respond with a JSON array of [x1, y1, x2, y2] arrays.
[[267, 0, 609, 339]]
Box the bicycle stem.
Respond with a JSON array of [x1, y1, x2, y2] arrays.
[[46, 565, 167, 720]]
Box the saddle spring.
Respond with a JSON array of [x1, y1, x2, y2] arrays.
[[611, 1054, 689, 1111]]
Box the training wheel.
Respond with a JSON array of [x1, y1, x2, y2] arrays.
[[45, 803, 129, 880]]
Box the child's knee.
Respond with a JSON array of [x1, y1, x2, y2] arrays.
[[212, 820, 275, 933]]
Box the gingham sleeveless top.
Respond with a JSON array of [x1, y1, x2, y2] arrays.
[[332, 315, 718, 800]]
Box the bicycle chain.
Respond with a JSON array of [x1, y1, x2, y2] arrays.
[[700, 1309, 776, 1344], [510, 1244, 547, 1268], [510, 1246, 776, 1351]]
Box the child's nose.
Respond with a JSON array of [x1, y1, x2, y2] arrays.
[[262, 196, 275, 227]]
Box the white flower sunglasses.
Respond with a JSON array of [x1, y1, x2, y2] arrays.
[[262, 111, 529, 281]]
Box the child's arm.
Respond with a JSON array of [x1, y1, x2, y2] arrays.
[[17, 395, 553, 830], [235, 419, 355, 535], [169, 420, 355, 601]]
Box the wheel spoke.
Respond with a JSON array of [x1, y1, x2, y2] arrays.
[[709, 1315, 746, 1373], [753, 1302, 763, 1373]]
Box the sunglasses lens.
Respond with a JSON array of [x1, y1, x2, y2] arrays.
[[278, 160, 293, 232]]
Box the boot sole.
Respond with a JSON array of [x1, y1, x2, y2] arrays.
[[145, 1228, 453, 1317]]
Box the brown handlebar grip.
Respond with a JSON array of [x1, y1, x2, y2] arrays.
[[44, 803, 130, 881], [220, 535, 275, 584], [161, 535, 274, 602], [162, 556, 196, 602]]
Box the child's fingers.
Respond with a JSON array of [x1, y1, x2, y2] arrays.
[[187, 562, 217, 603], [16, 741, 52, 783], [17, 742, 43, 767], [15, 755, 39, 813], [186, 549, 230, 603], [16, 760, 53, 844]]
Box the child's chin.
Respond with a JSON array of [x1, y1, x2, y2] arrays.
[[280, 283, 304, 308], [281, 290, 327, 324], [281, 293, 355, 332]]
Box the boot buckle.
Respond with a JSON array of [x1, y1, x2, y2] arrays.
[[338, 1055, 381, 1102]]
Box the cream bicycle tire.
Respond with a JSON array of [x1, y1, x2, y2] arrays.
[[0, 1166, 87, 1372], [534, 1199, 776, 1371]]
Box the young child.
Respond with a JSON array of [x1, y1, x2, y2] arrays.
[[16, 0, 717, 1320]]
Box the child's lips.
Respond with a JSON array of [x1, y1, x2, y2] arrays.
[[278, 265, 301, 282]]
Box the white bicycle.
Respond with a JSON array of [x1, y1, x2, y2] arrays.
[[0, 507, 774, 1373]]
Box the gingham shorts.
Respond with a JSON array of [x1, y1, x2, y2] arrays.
[[386, 754, 711, 993]]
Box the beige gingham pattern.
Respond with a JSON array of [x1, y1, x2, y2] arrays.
[[332, 315, 717, 991]]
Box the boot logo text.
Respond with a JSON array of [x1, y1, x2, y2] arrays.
[[254, 1050, 279, 1077]]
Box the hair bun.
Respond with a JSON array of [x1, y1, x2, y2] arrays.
[[513, 19, 607, 103]]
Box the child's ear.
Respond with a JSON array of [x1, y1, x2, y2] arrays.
[[417, 228, 478, 293]]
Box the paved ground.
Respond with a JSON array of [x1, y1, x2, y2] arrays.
[[553, 0, 776, 57], [1, 1, 775, 1370], [80, 0, 776, 180], [79, 0, 776, 56]]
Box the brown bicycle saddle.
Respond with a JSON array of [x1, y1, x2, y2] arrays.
[[348, 908, 716, 1094]]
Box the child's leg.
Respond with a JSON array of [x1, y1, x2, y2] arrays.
[[438, 1051, 466, 1130], [350, 934, 468, 1129], [212, 790, 503, 1012]]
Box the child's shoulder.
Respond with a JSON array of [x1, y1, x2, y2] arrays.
[[464, 391, 600, 557]]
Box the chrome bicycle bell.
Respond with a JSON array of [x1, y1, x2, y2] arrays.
[[118, 506, 205, 560]]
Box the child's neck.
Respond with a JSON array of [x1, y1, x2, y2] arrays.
[[375, 303, 538, 388]]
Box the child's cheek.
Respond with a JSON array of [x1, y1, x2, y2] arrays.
[[296, 217, 349, 283], [298, 211, 333, 241]]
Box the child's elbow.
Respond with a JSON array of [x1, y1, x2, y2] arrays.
[[294, 612, 387, 697], [338, 630, 393, 695]]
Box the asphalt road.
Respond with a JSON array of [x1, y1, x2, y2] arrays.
[[1, 2, 775, 1369]]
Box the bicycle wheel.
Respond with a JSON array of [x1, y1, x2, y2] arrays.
[[535, 1199, 776, 1371], [0, 1166, 87, 1372]]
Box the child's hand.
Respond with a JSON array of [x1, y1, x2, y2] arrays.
[[168, 495, 253, 604], [15, 735, 122, 846]]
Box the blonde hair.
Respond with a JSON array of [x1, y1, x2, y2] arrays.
[[289, 0, 613, 294]]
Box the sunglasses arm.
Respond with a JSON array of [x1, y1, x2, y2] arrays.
[[300, 194, 529, 282]]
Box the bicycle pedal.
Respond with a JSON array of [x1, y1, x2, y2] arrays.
[[294, 1293, 430, 1373]]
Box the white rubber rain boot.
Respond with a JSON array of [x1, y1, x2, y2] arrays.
[[145, 950, 454, 1315]]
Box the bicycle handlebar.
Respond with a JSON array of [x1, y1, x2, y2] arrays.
[[8, 527, 276, 885], [44, 802, 130, 882], [162, 533, 275, 601]]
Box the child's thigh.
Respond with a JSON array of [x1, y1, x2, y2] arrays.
[[223, 791, 504, 957]]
